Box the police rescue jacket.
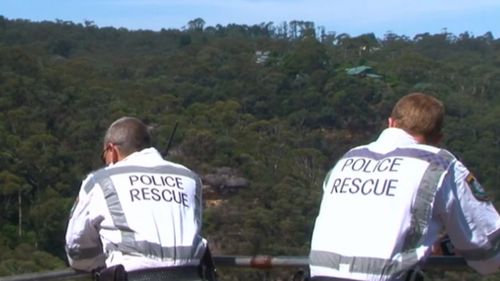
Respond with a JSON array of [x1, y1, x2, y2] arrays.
[[65, 147, 207, 272], [309, 128, 500, 280]]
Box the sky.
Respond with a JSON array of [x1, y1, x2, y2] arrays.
[[2, 0, 500, 39]]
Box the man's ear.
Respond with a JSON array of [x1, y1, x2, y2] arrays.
[[388, 117, 397, 128], [110, 145, 121, 164]]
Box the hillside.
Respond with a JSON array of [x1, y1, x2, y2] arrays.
[[0, 16, 499, 280]]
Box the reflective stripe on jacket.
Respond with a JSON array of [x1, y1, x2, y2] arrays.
[[309, 128, 500, 280], [65, 147, 206, 271]]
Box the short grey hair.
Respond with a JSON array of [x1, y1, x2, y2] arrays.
[[103, 117, 152, 156]]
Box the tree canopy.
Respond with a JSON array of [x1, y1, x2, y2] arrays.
[[0, 16, 499, 280]]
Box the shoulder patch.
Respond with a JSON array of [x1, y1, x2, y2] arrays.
[[466, 173, 490, 202]]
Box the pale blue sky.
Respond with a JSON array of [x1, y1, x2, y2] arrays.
[[2, 0, 499, 38]]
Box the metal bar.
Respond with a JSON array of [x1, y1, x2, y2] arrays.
[[0, 268, 90, 281], [422, 256, 468, 270], [0, 256, 468, 281], [214, 256, 309, 268]]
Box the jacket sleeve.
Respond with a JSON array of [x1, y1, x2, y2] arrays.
[[436, 160, 500, 275], [65, 175, 106, 271]]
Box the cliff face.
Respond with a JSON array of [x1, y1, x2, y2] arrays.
[[202, 167, 250, 207]]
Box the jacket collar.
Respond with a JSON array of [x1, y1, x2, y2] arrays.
[[374, 128, 419, 147]]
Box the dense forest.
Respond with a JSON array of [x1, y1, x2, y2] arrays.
[[0, 16, 499, 280]]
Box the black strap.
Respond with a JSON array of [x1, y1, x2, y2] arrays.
[[94, 264, 128, 281], [199, 245, 218, 281], [93, 245, 216, 281], [404, 269, 425, 281]]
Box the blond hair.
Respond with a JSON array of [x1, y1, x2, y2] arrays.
[[390, 93, 444, 143]]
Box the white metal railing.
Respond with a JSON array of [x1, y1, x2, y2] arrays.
[[0, 255, 468, 281]]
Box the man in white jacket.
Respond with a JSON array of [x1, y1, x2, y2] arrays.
[[65, 117, 209, 281], [309, 93, 500, 281]]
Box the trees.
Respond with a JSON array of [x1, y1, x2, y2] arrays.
[[0, 17, 499, 280]]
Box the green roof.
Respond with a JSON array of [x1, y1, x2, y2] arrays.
[[345, 65, 382, 79], [346, 65, 373, 75]]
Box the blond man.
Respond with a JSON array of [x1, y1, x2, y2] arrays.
[[309, 93, 500, 281]]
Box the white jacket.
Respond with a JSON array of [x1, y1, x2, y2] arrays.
[[309, 128, 500, 280], [65, 148, 206, 271]]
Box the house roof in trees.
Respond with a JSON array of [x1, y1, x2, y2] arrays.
[[345, 65, 382, 79]]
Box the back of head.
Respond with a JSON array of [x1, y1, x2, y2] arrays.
[[390, 93, 444, 144], [103, 117, 152, 157]]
